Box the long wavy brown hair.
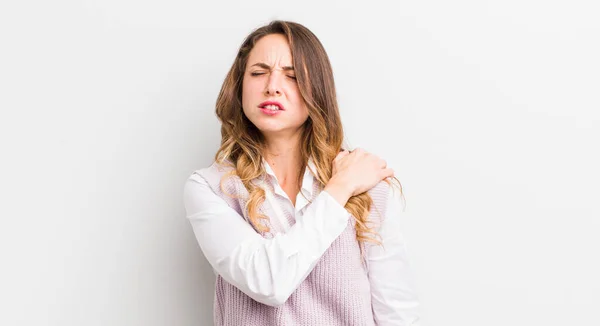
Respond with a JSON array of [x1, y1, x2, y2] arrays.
[[213, 20, 402, 247]]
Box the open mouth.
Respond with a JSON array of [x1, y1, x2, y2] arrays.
[[261, 104, 281, 111], [259, 101, 285, 111]]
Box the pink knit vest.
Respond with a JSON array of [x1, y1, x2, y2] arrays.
[[196, 161, 390, 326]]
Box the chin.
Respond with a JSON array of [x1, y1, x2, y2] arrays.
[[256, 126, 285, 134]]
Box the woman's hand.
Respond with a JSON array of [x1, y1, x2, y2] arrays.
[[324, 148, 394, 206]]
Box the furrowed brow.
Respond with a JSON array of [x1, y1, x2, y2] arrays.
[[250, 62, 294, 71]]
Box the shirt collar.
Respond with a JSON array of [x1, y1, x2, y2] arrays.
[[262, 157, 316, 197]]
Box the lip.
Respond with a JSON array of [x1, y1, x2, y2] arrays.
[[258, 101, 285, 111], [260, 107, 281, 116]]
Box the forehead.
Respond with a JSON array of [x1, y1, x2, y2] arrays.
[[247, 34, 293, 67]]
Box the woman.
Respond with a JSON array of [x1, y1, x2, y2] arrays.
[[183, 20, 420, 325]]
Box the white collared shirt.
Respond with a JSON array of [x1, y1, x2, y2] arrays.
[[183, 159, 420, 325]]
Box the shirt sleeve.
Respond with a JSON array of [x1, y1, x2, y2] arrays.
[[183, 172, 351, 307], [367, 185, 421, 325]]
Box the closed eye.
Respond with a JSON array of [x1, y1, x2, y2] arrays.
[[250, 72, 296, 81]]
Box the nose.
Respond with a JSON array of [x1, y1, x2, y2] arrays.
[[264, 73, 282, 97]]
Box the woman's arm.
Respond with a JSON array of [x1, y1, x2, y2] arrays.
[[183, 172, 351, 307], [367, 185, 421, 325]]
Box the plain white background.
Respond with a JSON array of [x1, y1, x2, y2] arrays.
[[1, 0, 599, 325]]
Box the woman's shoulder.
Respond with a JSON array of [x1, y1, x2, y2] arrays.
[[366, 177, 404, 222], [368, 179, 392, 197], [187, 160, 237, 184], [192, 159, 235, 174]]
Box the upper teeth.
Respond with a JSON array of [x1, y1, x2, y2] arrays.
[[264, 105, 280, 110]]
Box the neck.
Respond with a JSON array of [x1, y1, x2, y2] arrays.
[[262, 132, 304, 184]]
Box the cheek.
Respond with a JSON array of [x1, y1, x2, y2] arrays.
[[285, 85, 300, 104], [241, 79, 257, 107], [300, 104, 310, 120], [241, 87, 252, 117], [289, 89, 308, 115], [292, 101, 309, 123]]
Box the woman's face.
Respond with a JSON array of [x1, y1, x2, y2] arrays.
[[242, 34, 309, 139]]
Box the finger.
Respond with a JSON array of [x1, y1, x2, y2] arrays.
[[336, 149, 349, 158], [334, 151, 349, 162], [380, 167, 395, 179]]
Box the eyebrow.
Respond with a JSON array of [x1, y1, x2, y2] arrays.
[[250, 62, 294, 71]]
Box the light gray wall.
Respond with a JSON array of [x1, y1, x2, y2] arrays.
[[1, 0, 598, 325]]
